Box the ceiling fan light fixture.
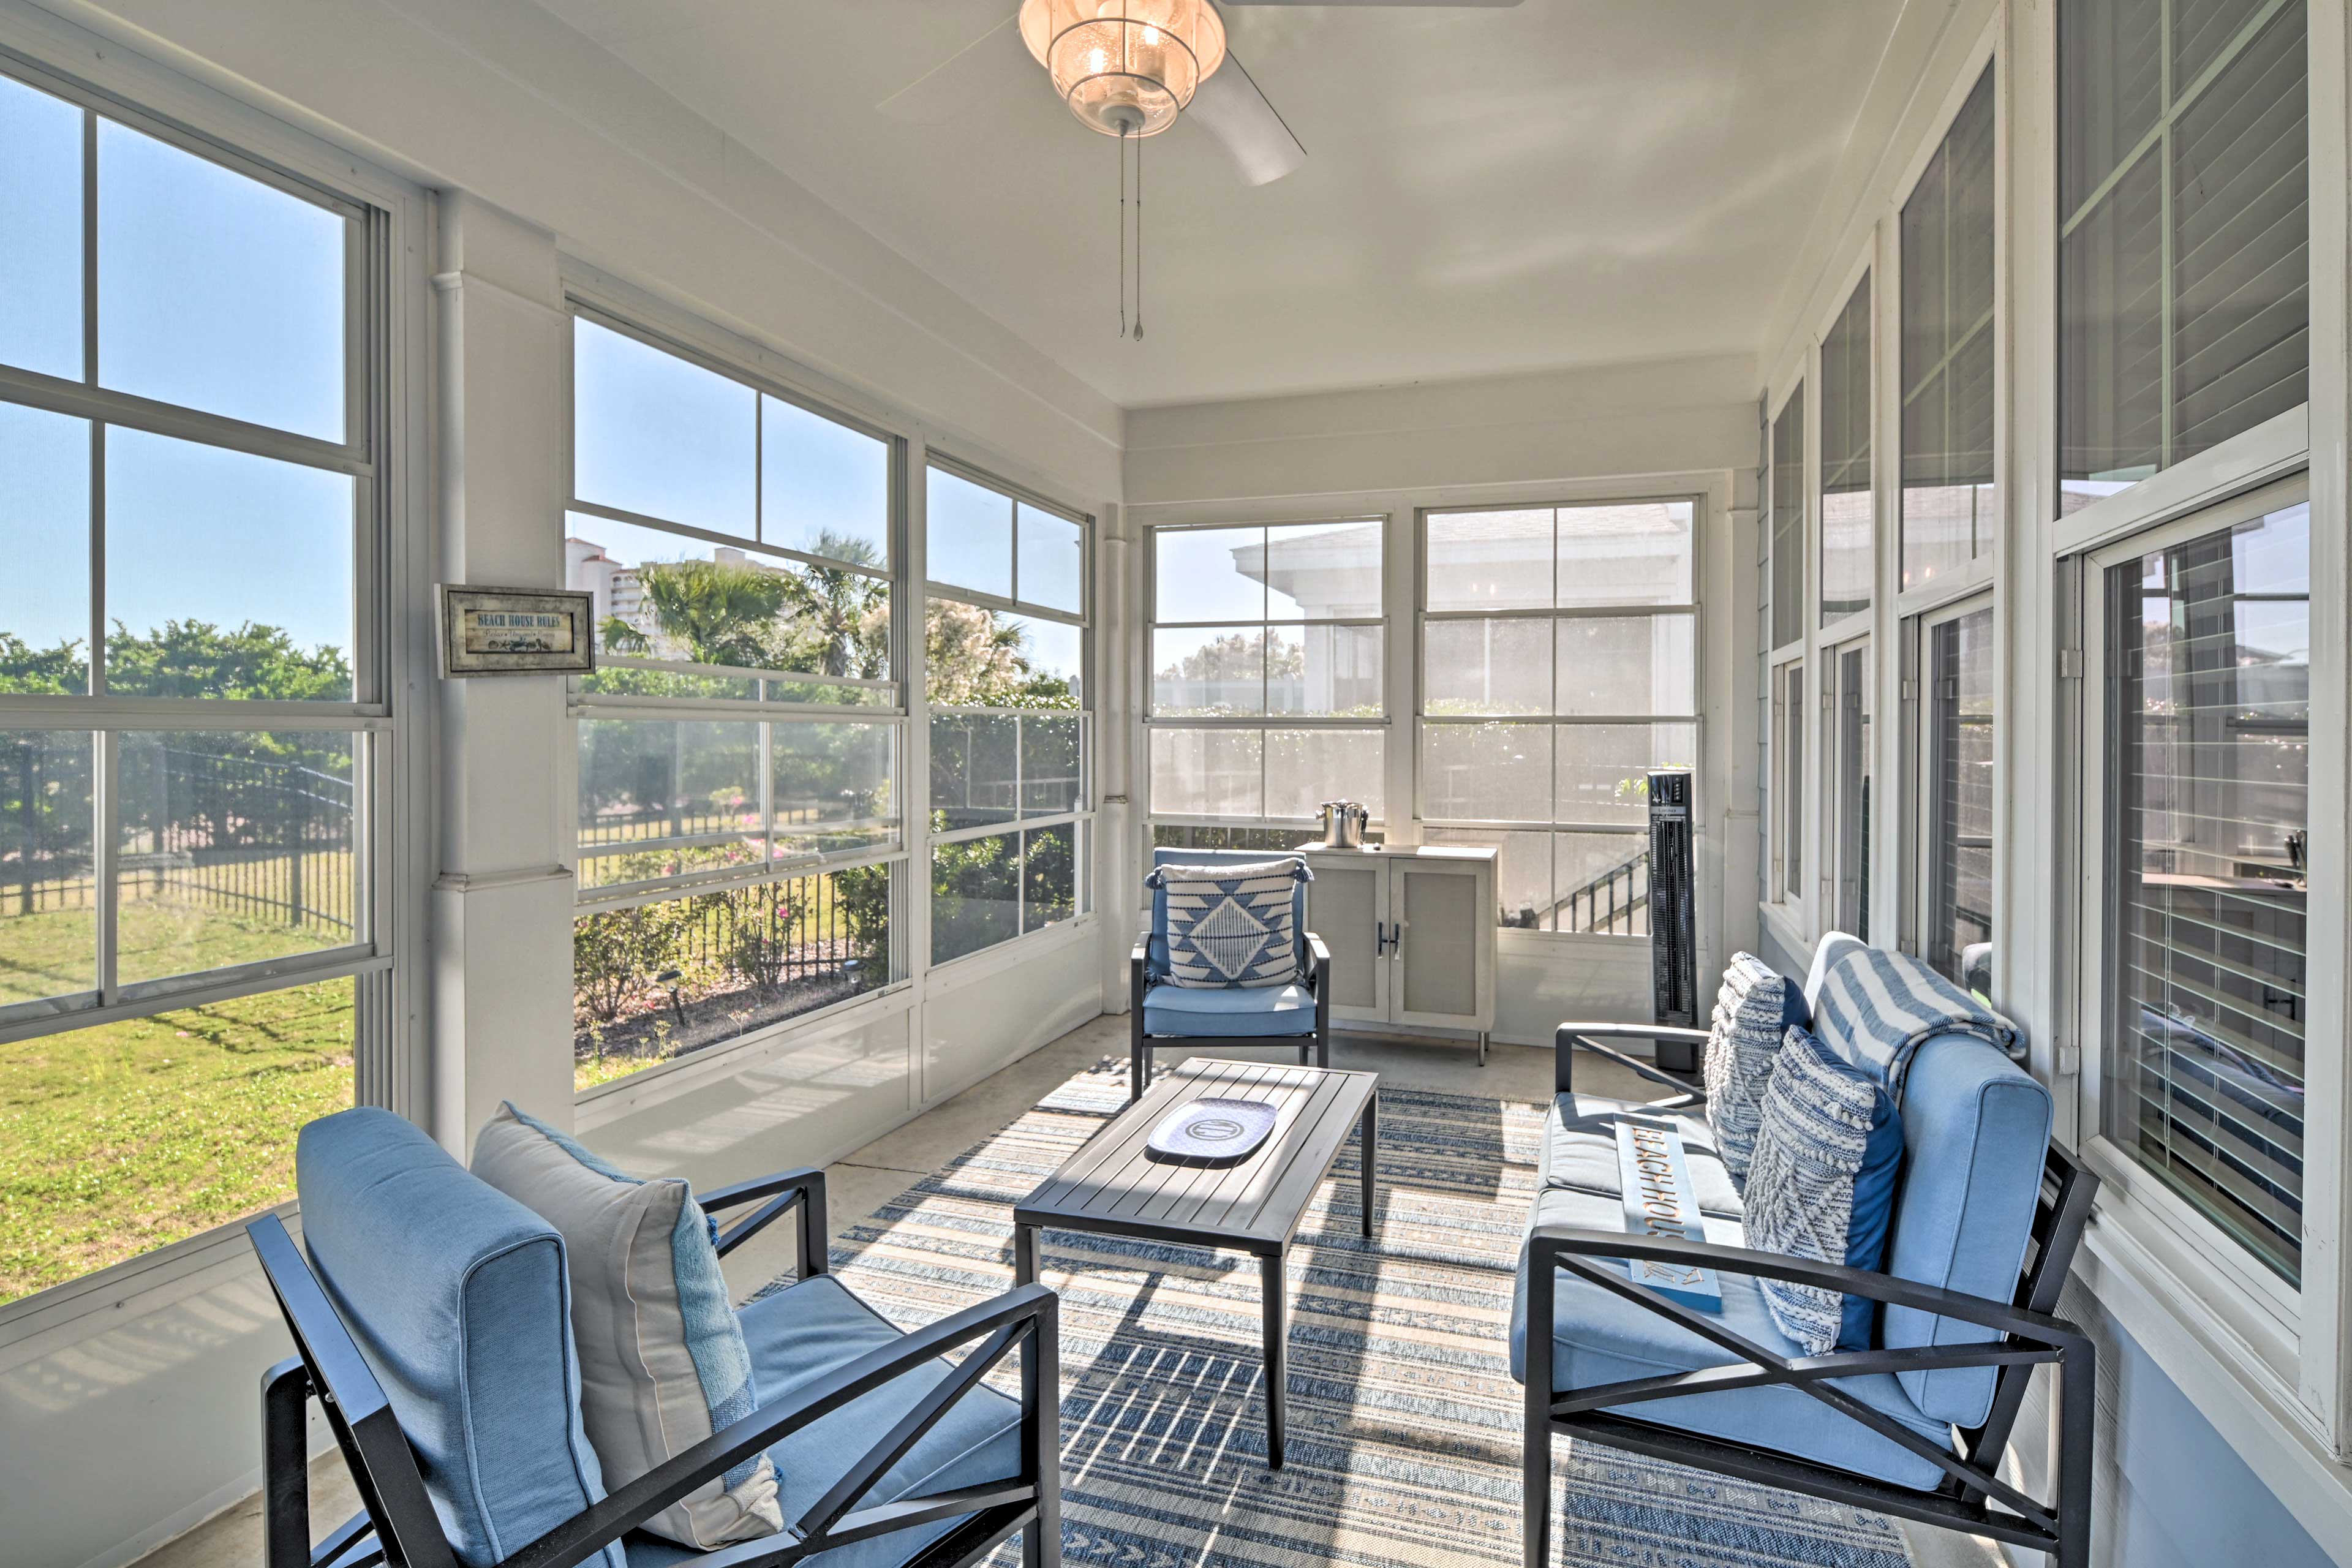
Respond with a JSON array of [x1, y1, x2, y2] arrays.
[[1018, 0, 1226, 137]]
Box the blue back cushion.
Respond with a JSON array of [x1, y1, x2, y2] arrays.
[[297, 1109, 623, 1568], [1148, 847, 1308, 978], [1879, 1035, 2054, 1426]]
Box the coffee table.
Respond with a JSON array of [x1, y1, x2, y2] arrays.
[[1012, 1058, 1379, 1469]]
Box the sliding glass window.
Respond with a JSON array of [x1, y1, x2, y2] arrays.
[[1770, 385, 1807, 647], [1147, 519, 1384, 841], [0, 66, 391, 1303], [2093, 489, 2308, 1284], [2059, 0, 2307, 511], [567, 312, 903, 1090], [1901, 66, 1997, 592], [1921, 600, 1996, 992], [1421, 502, 1696, 934], [926, 462, 1090, 967]]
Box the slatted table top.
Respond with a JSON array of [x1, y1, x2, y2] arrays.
[[1015, 1060, 1379, 1256]]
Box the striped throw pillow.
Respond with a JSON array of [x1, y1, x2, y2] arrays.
[[1148, 859, 1309, 988], [1743, 1026, 1905, 1354], [1702, 954, 1807, 1188]]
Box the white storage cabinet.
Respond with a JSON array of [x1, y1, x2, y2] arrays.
[[1295, 844, 1497, 1061]]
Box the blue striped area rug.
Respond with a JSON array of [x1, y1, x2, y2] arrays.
[[780, 1063, 1913, 1568]]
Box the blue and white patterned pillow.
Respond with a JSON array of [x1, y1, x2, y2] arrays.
[[1702, 954, 1807, 1188], [1148, 858, 1309, 988], [1743, 1025, 1905, 1354]]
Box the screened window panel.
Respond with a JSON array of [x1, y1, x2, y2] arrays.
[[2103, 498, 2307, 1284], [929, 712, 1019, 831], [0, 731, 97, 1006], [573, 865, 894, 1091], [568, 514, 892, 697], [1820, 277, 1874, 624], [925, 467, 1014, 599], [1, 402, 92, 694], [2059, 0, 2307, 508], [1154, 525, 1267, 621], [1023, 821, 1077, 933], [1927, 608, 1996, 986], [1902, 67, 1997, 589], [930, 831, 1020, 963], [1264, 521, 1384, 619], [0, 72, 83, 382], [1425, 510, 1553, 612], [1557, 723, 1697, 829], [574, 319, 758, 537], [1556, 502, 1694, 606], [1422, 723, 1551, 824], [97, 119, 350, 443], [760, 393, 889, 566], [1016, 505, 1085, 614], [1264, 730, 1384, 821], [771, 722, 898, 856], [1833, 645, 1874, 941], [1149, 728, 1264, 818], [1555, 615, 1696, 717], [114, 731, 358, 986], [1771, 387, 1805, 646], [1152, 626, 1265, 715], [1424, 617, 1551, 715], [1267, 624, 1384, 716]]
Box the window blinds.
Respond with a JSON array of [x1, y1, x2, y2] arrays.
[[2104, 502, 2309, 1284], [1901, 67, 1997, 590]]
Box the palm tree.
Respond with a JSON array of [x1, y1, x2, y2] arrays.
[[772, 529, 888, 678], [630, 559, 788, 668]]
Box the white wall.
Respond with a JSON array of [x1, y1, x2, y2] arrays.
[[0, 4, 1127, 1567], [1125, 352, 1760, 1039]]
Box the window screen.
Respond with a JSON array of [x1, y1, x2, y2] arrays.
[[1770, 387, 1806, 646], [1820, 278, 1873, 624], [1901, 67, 1997, 592], [2059, 0, 2308, 510]]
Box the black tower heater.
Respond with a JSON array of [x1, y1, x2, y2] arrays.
[[1647, 769, 1700, 1073]]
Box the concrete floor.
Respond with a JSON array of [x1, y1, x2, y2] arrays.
[[134, 1017, 2003, 1568]]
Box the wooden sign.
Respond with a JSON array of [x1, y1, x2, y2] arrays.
[[1612, 1118, 1724, 1313], [437, 586, 597, 676]]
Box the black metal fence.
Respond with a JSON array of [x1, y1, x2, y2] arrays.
[[1558, 848, 1648, 936], [2, 742, 355, 936]]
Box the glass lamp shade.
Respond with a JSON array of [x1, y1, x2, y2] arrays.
[[1017, 0, 1227, 137]]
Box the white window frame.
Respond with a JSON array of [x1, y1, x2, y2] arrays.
[[2066, 462, 2337, 1421], [923, 454, 1095, 973], [1143, 513, 1389, 834], [1765, 367, 1812, 932], [1902, 589, 1996, 982], [0, 46, 429, 1332], [559, 283, 919, 1082], [1416, 494, 1703, 944], [1817, 257, 1877, 648], [1823, 633, 1874, 941]]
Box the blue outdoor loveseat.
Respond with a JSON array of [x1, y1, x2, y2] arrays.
[[247, 1108, 1058, 1568], [1513, 933, 2098, 1568]]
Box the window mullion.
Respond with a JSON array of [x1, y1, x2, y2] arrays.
[[95, 728, 117, 1000]]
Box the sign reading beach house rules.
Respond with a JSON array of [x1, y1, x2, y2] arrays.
[[437, 586, 597, 677], [1611, 1118, 1724, 1312]]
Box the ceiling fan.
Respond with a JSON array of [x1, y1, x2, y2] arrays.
[[879, 0, 1525, 188]]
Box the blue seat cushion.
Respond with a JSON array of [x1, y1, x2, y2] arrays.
[[1542, 1094, 1742, 1219], [296, 1108, 623, 1568], [1142, 980, 1317, 1038], [1878, 1035, 2053, 1427], [1509, 1186, 1954, 1492], [627, 1276, 1023, 1568]]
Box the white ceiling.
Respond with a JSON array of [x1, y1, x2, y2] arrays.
[[527, 0, 1905, 409]]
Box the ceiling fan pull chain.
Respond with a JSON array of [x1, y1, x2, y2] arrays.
[[1117, 126, 1128, 340], [1133, 130, 1144, 341]]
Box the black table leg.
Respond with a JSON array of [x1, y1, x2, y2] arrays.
[[1014, 1222, 1039, 1287], [1261, 1250, 1287, 1469], [1359, 1092, 1378, 1239]]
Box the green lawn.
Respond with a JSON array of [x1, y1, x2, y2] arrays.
[[0, 902, 355, 1303]]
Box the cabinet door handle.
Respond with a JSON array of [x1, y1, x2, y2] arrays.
[[1374, 921, 1391, 956]]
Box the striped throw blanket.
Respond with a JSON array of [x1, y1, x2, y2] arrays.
[[1811, 942, 2021, 1102]]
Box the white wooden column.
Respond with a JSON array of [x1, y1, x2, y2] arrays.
[[428, 192, 578, 1148]]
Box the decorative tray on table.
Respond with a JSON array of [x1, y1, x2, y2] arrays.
[[1144, 1098, 1278, 1168]]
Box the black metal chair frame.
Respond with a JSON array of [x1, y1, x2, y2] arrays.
[[1128, 933, 1332, 1102], [250, 1166, 1061, 1568], [1523, 1022, 2100, 1568]]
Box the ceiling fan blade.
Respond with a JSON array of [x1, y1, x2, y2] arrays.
[[876, 13, 1020, 124], [1189, 53, 1307, 186]]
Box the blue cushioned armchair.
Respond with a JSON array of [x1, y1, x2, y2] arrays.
[[1129, 847, 1331, 1102], [251, 1109, 1058, 1568], [1515, 935, 2099, 1568]]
